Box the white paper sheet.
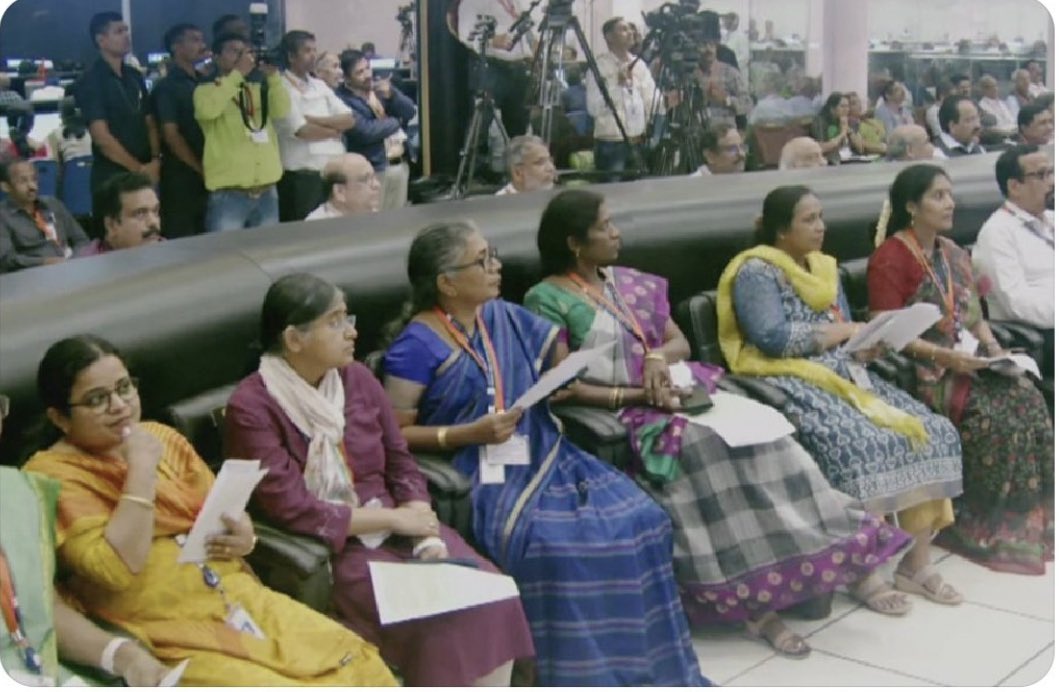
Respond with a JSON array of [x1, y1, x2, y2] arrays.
[[512, 341, 615, 410], [368, 561, 519, 625], [679, 391, 796, 447], [985, 353, 1042, 379], [668, 361, 696, 389], [159, 659, 191, 687], [178, 459, 268, 563], [842, 303, 942, 353]]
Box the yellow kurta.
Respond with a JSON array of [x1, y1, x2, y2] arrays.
[[24, 422, 395, 687]]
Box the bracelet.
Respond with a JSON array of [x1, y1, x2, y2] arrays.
[[644, 352, 667, 364], [615, 387, 624, 408], [411, 536, 446, 558], [119, 493, 155, 509], [100, 636, 131, 675], [609, 387, 619, 409], [436, 426, 449, 450]]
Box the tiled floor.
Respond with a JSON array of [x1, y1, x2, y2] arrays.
[[691, 548, 1055, 686]]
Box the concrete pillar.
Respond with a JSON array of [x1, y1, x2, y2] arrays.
[[820, 0, 869, 100]]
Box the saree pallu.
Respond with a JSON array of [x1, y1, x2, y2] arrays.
[[525, 268, 912, 625], [870, 235, 1054, 574], [23, 422, 395, 686], [384, 299, 706, 686]]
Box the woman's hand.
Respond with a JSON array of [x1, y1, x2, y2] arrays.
[[417, 541, 449, 560], [118, 425, 162, 475], [938, 349, 989, 374], [113, 641, 170, 686], [852, 343, 887, 363], [391, 506, 440, 537], [205, 512, 256, 560], [471, 408, 523, 445], [642, 356, 672, 408]]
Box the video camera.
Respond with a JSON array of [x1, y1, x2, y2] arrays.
[[640, 0, 716, 84], [249, 3, 284, 66], [396, 3, 414, 29], [469, 14, 498, 49]]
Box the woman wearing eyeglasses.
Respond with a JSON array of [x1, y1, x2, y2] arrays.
[[23, 335, 396, 686], [223, 274, 533, 686], [382, 221, 707, 687]]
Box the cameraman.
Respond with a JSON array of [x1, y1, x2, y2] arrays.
[[457, 0, 537, 137], [193, 32, 290, 232], [586, 17, 658, 181]]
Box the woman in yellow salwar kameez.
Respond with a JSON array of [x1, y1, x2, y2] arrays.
[[23, 335, 396, 687]]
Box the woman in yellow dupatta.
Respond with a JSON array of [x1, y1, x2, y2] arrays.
[[23, 335, 396, 687], [716, 185, 966, 608]]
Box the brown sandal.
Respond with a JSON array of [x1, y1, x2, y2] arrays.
[[746, 612, 812, 659], [894, 566, 964, 606], [850, 576, 913, 616]]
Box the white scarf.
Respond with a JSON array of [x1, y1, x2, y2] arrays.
[[258, 355, 359, 509]]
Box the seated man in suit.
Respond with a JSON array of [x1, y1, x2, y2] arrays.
[[934, 95, 985, 157]]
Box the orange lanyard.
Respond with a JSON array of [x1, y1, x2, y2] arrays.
[[434, 307, 506, 412], [901, 230, 955, 322], [567, 272, 648, 347], [0, 547, 43, 675]]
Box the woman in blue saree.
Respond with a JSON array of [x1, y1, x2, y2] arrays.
[[382, 221, 706, 687]]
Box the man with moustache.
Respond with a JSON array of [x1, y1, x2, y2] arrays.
[[496, 135, 556, 194], [1017, 101, 1054, 147], [935, 94, 985, 157], [690, 122, 745, 176], [305, 153, 382, 220], [78, 173, 164, 256]]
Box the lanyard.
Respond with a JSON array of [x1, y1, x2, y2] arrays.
[[433, 307, 506, 412], [1002, 202, 1055, 249], [567, 272, 649, 347], [236, 79, 269, 133], [0, 547, 44, 675], [900, 230, 956, 327], [31, 208, 61, 247]]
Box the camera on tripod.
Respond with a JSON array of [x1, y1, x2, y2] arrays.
[[396, 3, 414, 28], [640, 0, 711, 85], [249, 3, 284, 66]]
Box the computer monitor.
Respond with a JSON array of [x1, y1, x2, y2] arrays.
[[6, 58, 23, 69], [147, 52, 169, 65]]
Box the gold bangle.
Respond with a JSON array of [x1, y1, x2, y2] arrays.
[[436, 426, 449, 450], [644, 352, 667, 364], [615, 387, 624, 408], [119, 493, 155, 509]]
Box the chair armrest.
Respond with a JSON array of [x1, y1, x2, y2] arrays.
[[723, 375, 789, 409], [251, 521, 332, 579], [991, 320, 1045, 351], [553, 405, 627, 444], [415, 453, 472, 496], [716, 375, 748, 396]]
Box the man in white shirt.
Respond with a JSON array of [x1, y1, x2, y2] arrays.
[[305, 153, 381, 220], [1017, 101, 1054, 147], [1006, 69, 1035, 122], [273, 30, 356, 222], [586, 17, 658, 182], [689, 122, 745, 176], [457, 0, 536, 137], [747, 72, 791, 126], [978, 75, 1017, 136], [973, 144, 1054, 376], [935, 95, 985, 157], [495, 135, 556, 195], [1026, 60, 1049, 99], [720, 13, 749, 83]]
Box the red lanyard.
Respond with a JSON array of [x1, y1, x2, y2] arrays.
[[31, 208, 60, 247], [433, 307, 506, 412], [567, 272, 649, 347], [0, 547, 44, 675], [900, 230, 956, 323]]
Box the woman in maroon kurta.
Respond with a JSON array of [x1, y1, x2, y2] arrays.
[[223, 273, 534, 686]]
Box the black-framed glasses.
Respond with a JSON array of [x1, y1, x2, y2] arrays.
[[445, 246, 500, 273], [68, 377, 139, 413], [1024, 168, 1055, 181]]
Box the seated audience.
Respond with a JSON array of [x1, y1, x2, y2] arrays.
[[0, 397, 173, 686], [23, 336, 397, 685], [4, 102, 48, 160], [977, 75, 1018, 136], [46, 98, 93, 165], [747, 72, 791, 126], [935, 95, 985, 157], [1016, 101, 1054, 147], [305, 153, 381, 219], [1006, 69, 1035, 121], [381, 221, 706, 686], [868, 164, 1054, 575], [524, 189, 912, 658], [0, 158, 90, 273], [335, 49, 415, 210], [786, 76, 822, 120], [79, 173, 163, 256], [195, 32, 289, 232], [874, 80, 914, 136], [810, 92, 852, 165], [314, 51, 342, 90], [691, 122, 745, 176], [925, 80, 953, 140], [1025, 59, 1049, 98], [973, 146, 1054, 377], [778, 137, 826, 170], [223, 274, 534, 685], [496, 135, 556, 195], [845, 92, 886, 155], [718, 185, 967, 605], [885, 124, 938, 162]]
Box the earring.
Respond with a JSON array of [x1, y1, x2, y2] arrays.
[[574, 247, 581, 260]]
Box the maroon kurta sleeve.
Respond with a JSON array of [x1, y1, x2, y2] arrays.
[[350, 366, 431, 505], [223, 374, 352, 554]]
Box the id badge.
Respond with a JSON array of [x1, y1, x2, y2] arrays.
[[249, 129, 269, 144], [225, 604, 266, 639], [479, 457, 506, 484], [955, 328, 979, 355], [847, 362, 874, 391], [485, 434, 530, 466]]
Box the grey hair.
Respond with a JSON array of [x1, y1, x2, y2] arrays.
[[886, 132, 913, 161], [506, 134, 547, 171]]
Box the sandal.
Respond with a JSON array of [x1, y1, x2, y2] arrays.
[[849, 575, 913, 616], [746, 612, 812, 659], [894, 565, 964, 606]]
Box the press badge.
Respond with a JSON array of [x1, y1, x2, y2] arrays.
[[479, 457, 506, 484], [846, 362, 874, 391], [249, 129, 269, 144], [225, 605, 266, 639], [485, 434, 530, 466], [955, 329, 979, 356]]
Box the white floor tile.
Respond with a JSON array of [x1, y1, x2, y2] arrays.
[[803, 601, 1054, 686], [936, 554, 1054, 621], [725, 650, 937, 687], [1000, 645, 1055, 687], [691, 625, 776, 685], [782, 592, 860, 638]]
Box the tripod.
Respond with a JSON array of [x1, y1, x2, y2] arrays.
[[524, 1, 640, 175], [450, 17, 510, 200], [646, 70, 705, 175]]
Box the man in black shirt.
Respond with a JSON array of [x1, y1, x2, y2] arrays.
[[0, 159, 90, 273], [75, 12, 160, 217], [152, 23, 209, 237]]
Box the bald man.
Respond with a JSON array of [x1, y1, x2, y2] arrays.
[[305, 153, 381, 220], [778, 137, 826, 170], [885, 124, 940, 161]]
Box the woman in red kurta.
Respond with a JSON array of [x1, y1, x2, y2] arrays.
[[223, 273, 534, 686]]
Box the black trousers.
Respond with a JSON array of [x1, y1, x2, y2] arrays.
[[159, 163, 208, 238], [277, 169, 325, 222]]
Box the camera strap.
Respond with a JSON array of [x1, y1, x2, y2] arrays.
[[237, 77, 269, 132]]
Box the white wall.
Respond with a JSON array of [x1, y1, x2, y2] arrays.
[[866, 0, 1051, 44], [284, 0, 407, 56]]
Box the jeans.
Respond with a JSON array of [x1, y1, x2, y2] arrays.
[[205, 186, 279, 233], [594, 140, 637, 183]]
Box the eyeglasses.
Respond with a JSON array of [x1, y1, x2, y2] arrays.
[[445, 246, 500, 273], [1023, 168, 1055, 181], [68, 377, 139, 413]]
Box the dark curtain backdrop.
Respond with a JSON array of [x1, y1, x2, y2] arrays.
[[0, 0, 284, 66]]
